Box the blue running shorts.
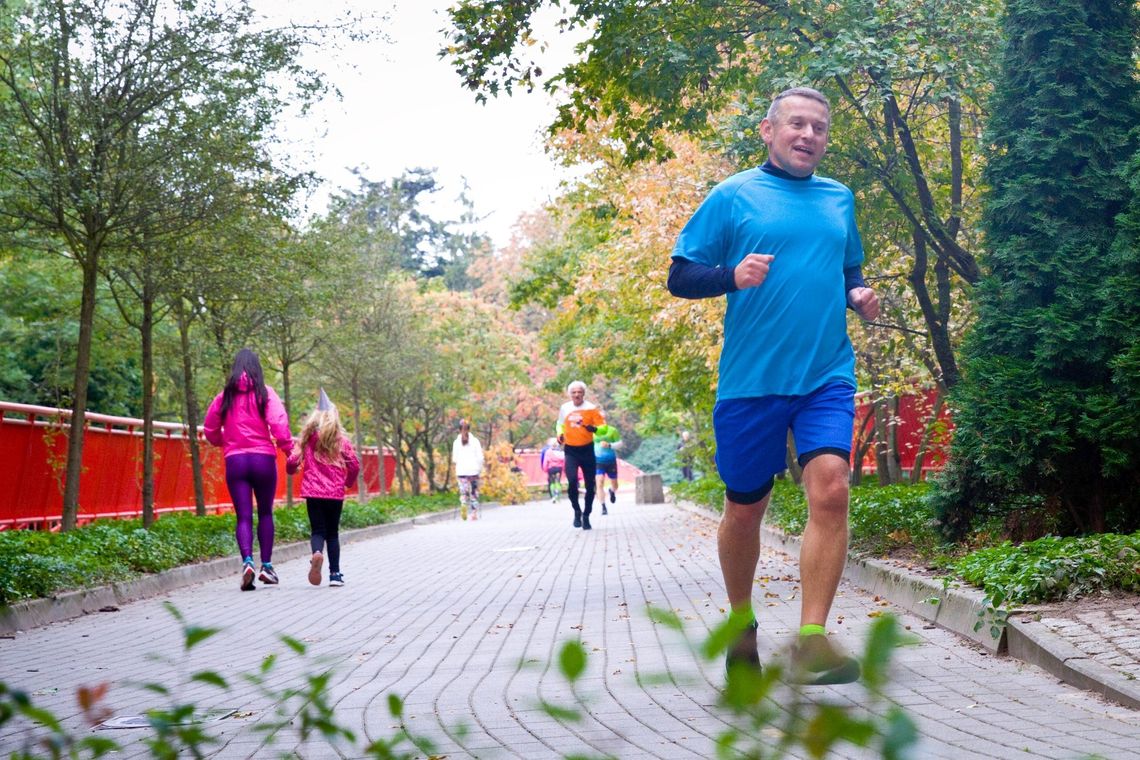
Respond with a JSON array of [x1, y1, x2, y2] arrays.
[[713, 381, 855, 504]]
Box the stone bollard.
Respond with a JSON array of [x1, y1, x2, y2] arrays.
[[635, 473, 665, 504]]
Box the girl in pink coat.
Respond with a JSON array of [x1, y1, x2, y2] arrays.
[[286, 390, 360, 587], [203, 349, 294, 591]]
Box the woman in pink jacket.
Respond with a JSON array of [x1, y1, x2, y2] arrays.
[[286, 389, 360, 587], [203, 348, 294, 591]]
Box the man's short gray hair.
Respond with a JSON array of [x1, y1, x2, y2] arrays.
[[567, 380, 587, 395], [765, 87, 830, 122]]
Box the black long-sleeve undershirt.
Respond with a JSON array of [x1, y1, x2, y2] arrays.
[[667, 161, 867, 302], [667, 258, 867, 300]]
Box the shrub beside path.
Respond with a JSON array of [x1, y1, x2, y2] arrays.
[[1, 495, 1139, 759]]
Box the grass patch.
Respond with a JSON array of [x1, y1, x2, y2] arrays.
[[0, 492, 456, 606]]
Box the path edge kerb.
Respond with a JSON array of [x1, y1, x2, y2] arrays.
[[0, 503, 497, 636], [672, 497, 1140, 711]]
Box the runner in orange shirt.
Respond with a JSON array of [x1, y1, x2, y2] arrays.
[[556, 380, 605, 530]]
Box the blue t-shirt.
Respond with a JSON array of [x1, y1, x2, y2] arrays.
[[672, 168, 864, 399], [594, 442, 617, 465]]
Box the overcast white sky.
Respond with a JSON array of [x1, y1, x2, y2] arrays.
[[254, 0, 580, 250]]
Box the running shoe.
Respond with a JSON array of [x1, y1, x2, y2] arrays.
[[460, 505, 468, 520], [725, 618, 761, 678], [258, 563, 279, 585], [573, 510, 582, 528], [602, 504, 608, 515], [308, 552, 324, 586], [787, 633, 860, 685], [329, 572, 345, 587], [582, 513, 592, 530], [471, 507, 478, 521], [240, 559, 256, 591], [609, 488, 616, 504]]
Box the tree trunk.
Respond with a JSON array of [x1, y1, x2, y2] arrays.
[[784, 428, 803, 485], [374, 414, 388, 498], [351, 375, 365, 505], [885, 395, 903, 484], [394, 422, 407, 495], [141, 294, 156, 528], [411, 452, 422, 496], [908, 232, 960, 388], [281, 361, 294, 508], [177, 302, 206, 516], [909, 387, 946, 484], [61, 257, 100, 532], [874, 400, 892, 486], [851, 407, 875, 486], [424, 422, 438, 490]]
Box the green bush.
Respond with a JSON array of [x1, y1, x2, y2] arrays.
[[953, 532, 1140, 604], [764, 481, 948, 558], [628, 434, 696, 485], [669, 475, 725, 511]]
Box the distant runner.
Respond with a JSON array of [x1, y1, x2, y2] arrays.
[[593, 424, 620, 515], [557, 380, 605, 530]]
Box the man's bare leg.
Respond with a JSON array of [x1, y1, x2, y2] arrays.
[[719, 495, 769, 610], [791, 453, 860, 684], [798, 454, 850, 627], [719, 494, 769, 665]]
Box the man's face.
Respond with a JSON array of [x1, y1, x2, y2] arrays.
[[759, 95, 830, 178], [570, 387, 585, 405]]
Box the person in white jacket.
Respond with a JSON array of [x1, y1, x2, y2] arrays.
[[451, 419, 485, 521]]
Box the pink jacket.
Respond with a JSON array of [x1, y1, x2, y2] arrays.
[[286, 436, 361, 500], [202, 377, 293, 459], [541, 447, 565, 471]]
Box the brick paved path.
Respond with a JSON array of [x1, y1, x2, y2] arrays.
[[2, 497, 1139, 759]]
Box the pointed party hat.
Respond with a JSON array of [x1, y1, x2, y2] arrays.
[[317, 387, 333, 411]]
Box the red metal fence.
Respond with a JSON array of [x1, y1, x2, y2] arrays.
[[0, 401, 395, 530], [851, 386, 953, 477]]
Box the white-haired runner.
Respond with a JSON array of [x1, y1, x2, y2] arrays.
[[556, 381, 605, 530]]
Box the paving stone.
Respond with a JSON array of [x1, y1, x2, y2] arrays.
[[2, 497, 1139, 759]]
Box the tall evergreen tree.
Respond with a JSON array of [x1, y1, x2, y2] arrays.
[[932, 0, 1139, 537]]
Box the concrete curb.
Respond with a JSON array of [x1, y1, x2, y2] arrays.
[[0, 502, 504, 636], [1007, 614, 1140, 710], [671, 498, 1140, 709]]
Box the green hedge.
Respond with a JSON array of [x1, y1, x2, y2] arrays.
[[674, 476, 1140, 605], [953, 532, 1140, 603]]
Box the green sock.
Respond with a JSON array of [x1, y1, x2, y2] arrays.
[[728, 606, 756, 627], [799, 623, 826, 638]]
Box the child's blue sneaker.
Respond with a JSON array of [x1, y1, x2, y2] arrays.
[[329, 572, 345, 587]]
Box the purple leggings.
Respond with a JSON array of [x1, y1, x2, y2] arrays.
[[224, 453, 278, 563]]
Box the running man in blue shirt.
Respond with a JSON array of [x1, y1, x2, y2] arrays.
[[668, 87, 879, 685]]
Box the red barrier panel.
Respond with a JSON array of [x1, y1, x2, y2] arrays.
[[0, 401, 395, 530], [851, 387, 953, 477]]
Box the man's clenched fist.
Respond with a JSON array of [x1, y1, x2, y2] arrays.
[[733, 253, 774, 290]]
